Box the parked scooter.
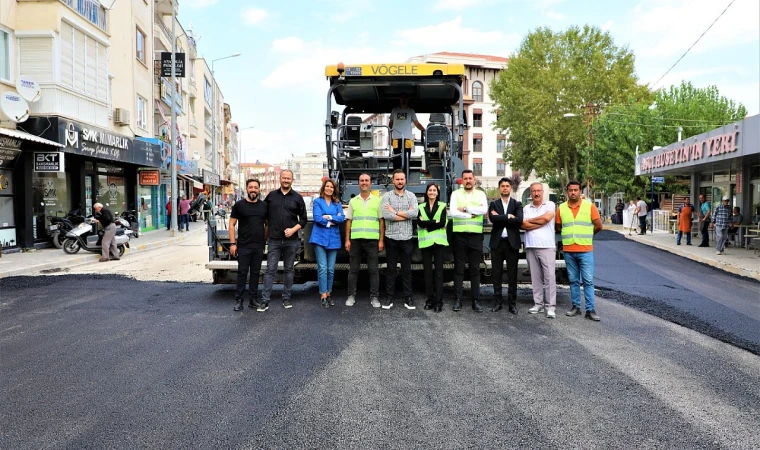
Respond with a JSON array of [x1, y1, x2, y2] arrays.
[[62, 217, 131, 257], [117, 210, 140, 238], [48, 208, 86, 249]]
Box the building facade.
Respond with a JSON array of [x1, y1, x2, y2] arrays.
[[282, 152, 328, 198]]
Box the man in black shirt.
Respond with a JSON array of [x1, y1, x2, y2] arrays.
[[93, 202, 119, 262], [229, 179, 268, 312], [259, 169, 307, 311]]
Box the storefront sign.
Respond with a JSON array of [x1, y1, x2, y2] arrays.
[[639, 131, 739, 173], [0, 147, 21, 168], [160, 52, 186, 78], [139, 170, 160, 186], [185, 160, 199, 175], [203, 169, 220, 186], [34, 152, 65, 172], [0, 168, 14, 192], [133, 139, 161, 167], [0, 136, 22, 149]]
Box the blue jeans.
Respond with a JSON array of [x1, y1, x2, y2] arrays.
[[314, 245, 338, 295], [676, 230, 691, 245], [180, 213, 190, 231], [564, 251, 595, 311]]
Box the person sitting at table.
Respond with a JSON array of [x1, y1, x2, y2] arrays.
[[727, 207, 743, 246]]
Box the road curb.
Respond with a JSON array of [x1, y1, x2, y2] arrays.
[[0, 227, 207, 278], [621, 231, 760, 282]]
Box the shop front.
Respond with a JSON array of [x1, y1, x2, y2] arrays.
[[14, 117, 161, 249], [636, 114, 760, 226]]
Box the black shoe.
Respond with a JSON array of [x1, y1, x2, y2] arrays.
[[585, 310, 601, 321], [434, 303, 443, 313], [257, 302, 269, 312], [321, 297, 329, 308], [676, 242, 681, 245], [327, 295, 334, 306], [566, 306, 582, 317], [508, 305, 518, 315], [249, 298, 260, 309], [698, 244, 709, 247], [686, 243, 692, 246], [233, 300, 244, 312], [404, 298, 416, 310], [424, 300, 434, 310], [283, 300, 293, 309], [472, 301, 483, 313], [452, 300, 462, 312], [491, 302, 503, 312]]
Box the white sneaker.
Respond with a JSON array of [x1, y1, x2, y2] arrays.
[[716, 250, 724, 255], [370, 297, 381, 308], [546, 308, 556, 319], [345, 296, 355, 307], [528, 305, 545, 314]]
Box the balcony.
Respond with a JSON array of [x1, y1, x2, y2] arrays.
[[30, 83, 110, 128], [154, 16, 171, 49], [188, 78, 197, 98], [189, 119, 198, 138], [155, 0, 177, 16], [59, 0, 108, 33]]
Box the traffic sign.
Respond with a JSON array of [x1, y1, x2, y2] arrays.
[[652, 176, 665, 183]]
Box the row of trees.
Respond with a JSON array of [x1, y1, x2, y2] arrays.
[[490, 25, 748, 199]]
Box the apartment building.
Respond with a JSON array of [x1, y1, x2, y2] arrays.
[[240, 162, 280, 198], [283, 152, 328, 198]]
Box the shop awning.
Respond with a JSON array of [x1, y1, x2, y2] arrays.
[[220, 179, 236, 185], [0, 127, 63, 147], [177, 173, 204, 189]]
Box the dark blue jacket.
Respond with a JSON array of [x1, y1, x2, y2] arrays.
[[309, 197, 345, 249]]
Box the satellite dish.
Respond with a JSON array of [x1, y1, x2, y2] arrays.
[[0, 92, 30, 123], [16, 76, 41, 102]]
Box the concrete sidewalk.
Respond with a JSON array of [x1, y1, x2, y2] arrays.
[[609, 225, 760, 282], [0, 225, 208, 278]]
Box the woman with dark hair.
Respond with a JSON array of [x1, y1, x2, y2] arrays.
[[417, 182, 448, 312], [309, 179, 345, 307]]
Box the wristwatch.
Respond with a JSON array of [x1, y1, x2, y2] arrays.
[[463, 206, 468, 213]]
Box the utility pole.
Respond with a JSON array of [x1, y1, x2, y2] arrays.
[[210, 53, 241, 206], [169, 1, 178, 236], [584, 102, 595, 200]]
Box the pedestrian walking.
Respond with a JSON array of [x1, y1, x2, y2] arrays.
[[179, 195, 191, 232], [417, 182, 448, 313], [229, 179, 268, 312], [259, 170, 307, 311], [310, 179, 345, 307], [698, 193, 711, 247], [93, 202, 119, 262], [711, 195, 732, 255], [634, 196, 647, 235], [487, 177, 523, 314], [555, 180, 603, 321], [381, 169, 418, 310], [449, 169, 488, 313], [345, 173, 384, 308], [166, 198, 172, 230], [521, 182, 557, 318], [676, 198, 694, 246]]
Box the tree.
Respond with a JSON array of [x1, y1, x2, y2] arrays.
[[592, 81, 747, 198], [491, 25, 648, 192]]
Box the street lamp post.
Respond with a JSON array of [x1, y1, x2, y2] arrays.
[[563, 102, 596, 198], [211, 53, 241, 205]]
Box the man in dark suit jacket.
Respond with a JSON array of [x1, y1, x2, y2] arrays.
[[488, 177, 524, 314]]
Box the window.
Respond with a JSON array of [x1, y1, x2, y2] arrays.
[[473, 162, 483, 177], [472, 81, 483, 102], [497, 137, 506, 152], [136, 95, 147, 130], [472, 138, 482, 152], [60, 21, 108, 101], [0, 29, 10, 81], [473, 113, 482, 127], [496, 160, 506, 176], [204, 77, 213, 107], [136, 27, 146, 63]]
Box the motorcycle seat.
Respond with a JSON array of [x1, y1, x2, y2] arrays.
[[115, 228, 125, 236]]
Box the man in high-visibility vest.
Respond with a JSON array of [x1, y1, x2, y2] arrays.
[[449, 170, 489, 312], [344, 173, 385, 308], [555, 180, 603, 321]]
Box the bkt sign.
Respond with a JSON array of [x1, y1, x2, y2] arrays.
[[34, 152, 65, 173]]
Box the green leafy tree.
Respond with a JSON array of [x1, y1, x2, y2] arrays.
[[593, 81, 747, 198], [491, 25, 647, 191]]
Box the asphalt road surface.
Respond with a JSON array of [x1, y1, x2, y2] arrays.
[[2, 262, 759, 448]]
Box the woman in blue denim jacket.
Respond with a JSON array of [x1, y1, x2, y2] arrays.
[[310, 179, 345, 307]]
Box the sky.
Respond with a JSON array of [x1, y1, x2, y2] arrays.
[[177, 0, 760, 165]]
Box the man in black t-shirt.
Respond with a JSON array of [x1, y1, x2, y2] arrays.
[[229, 179, 269, 312]]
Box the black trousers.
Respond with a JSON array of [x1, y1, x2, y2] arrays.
[[236, 246, 264, 301], [454, 233, 483, 301], [638, 215, 647, 234], [421, 243, 445, 305], [491, 238, 519, 306], [700, 218, 711, 246], [385, 237, 413, 300], [347, 238, 379, 298]]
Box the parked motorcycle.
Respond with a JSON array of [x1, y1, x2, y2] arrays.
[[48, 208, 86, 249], [62, 217, 131, 257], [117, 210, 140, 238]]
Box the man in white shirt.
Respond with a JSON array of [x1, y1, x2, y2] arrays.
[[521, 182, 557, 318], [389, 93, 425, 170], [449, 170, 489, 312], [634, 196, 648, 235]]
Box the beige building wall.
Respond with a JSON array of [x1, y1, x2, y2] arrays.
[[192, 58, 224, 177]]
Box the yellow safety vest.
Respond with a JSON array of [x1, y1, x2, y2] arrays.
[[452, 189, 484, 233], [418, 202, 449, 248], [559, 200, 594, 246], [349, 195, 381, 240]]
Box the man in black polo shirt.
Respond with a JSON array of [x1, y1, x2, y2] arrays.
[[229, 179, 268, 312], [259, 169, 307, 311]]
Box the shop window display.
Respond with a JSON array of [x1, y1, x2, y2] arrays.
[[32, 172, 70, 242]]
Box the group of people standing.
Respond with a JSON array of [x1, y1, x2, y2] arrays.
[[676, 194, 740, 255], [228, 169, 603, 322]]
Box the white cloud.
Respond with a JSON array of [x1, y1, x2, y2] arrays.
[[331, 11, 356, 23], [392, 16, 517, 50], [272, 37, 305, 53], [433, 0, 483, 11], [545, 10, 564, 20], [242, 8, 269, 25], [182, 0, 220, 8]]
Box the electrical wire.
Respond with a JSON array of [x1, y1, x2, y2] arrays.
[[650, 0, 737, 88], [598, 120, 731, 129], [604, 112, 738, 124]]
